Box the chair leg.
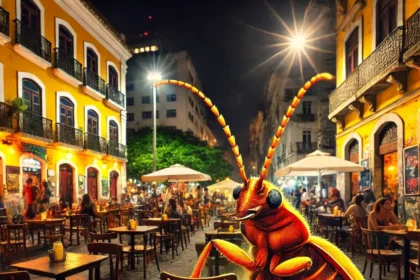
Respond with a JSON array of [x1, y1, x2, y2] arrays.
[[171, 239, 175, 259], [154, 248, 160, 271], [397, 261, 402, 280], [369, 261, 373, 279], [362, 258, 367, 274], [378, 263, 382, 280]]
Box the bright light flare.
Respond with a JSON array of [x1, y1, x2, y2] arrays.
[[290, 34, 306, 50], [147, 72, 162, 82]]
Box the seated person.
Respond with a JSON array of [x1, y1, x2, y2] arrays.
[[325, 187, 347, 212], [165, 198, 182, 219], [368, 197, 402, 249], [343, 194, 368, 231]]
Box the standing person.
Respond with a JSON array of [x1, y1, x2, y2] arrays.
[[22, 178, 33, 209], [39, 181, 51, 211], [292, 189, 302, 210], [300, 188, 310, 216], [203, 187, 210, 206], [193, 185, 202, 209]]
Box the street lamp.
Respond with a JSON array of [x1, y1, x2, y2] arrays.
[[147, 71, 162, 172]]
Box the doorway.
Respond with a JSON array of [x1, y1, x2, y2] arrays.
[[59, 164, 73, 206], [22, 157, 41, 187], [87, 167, 98, 200], [110, 171, 118, 199]]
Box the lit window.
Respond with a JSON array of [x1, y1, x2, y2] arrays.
[[134, 48, 139, 54], [140, 48, 145, 53], [151, 45, 158, 51], [145, 46, 150, 52]]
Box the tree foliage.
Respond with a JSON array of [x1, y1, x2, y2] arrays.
[[127, 127, 232, 183]]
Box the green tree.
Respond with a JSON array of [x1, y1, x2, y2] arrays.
[[127, 127, 232, 182]]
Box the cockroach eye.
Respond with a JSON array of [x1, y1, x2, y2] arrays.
[[233, 186, 242, 200], [266, 189, 282, 208]]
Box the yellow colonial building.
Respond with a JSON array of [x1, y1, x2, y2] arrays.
[[329, 0, 420, 217], [0, 0, 131, 205]]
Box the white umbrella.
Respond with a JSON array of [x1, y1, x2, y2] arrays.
[[207, 178, 241, 194], [141, 164, 211, 182], [275, 150, 364, 196]]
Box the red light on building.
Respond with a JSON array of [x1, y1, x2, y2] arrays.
[[148, 16, 152, 20], [144, 32, 148, 36]]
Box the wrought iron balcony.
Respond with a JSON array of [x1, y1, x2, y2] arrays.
[[84, 133, 107, 154], [320, 138, 336, 150], [296, 142, 317, 154], [0, 102, 13, 130], [108, 141, 126, 158], [0, 7, 9, 37], [405, 8, 420, 60], [14, 19, 51, 62], [54, 48, 82, 82], [55, 123, 83, 148], [83, 68, 105, 96], [329, 27, 404, 118], [106, 85, 125, 108], [18, 111, 53, 140], [294, 113, 316, 122]]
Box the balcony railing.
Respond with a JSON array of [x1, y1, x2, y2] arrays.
[[84, 133, 107, 154], [54, 48, 82, 82], [14, 19, 51, 62], [106, 85, 125, 108], [83, 68, 105, 96], [56, 123, 83, 148], [108, 141, 126, 158], [18, 111, 53, 139], [329, 27, 403, 117], [358, 27, 403, 90], [294, 113, 316, 122], [0, 102, 13, 130], [406, 8, 420, 52], [296, 142, 317, 154], [0, 7, 9, 36]]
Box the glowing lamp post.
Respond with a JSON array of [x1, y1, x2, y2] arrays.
[[147, 72, 162, 172]]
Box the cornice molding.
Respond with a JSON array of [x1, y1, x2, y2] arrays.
[[54, 0, 132, 62], [337, 0, 366, 32]]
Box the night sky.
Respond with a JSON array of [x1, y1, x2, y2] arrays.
[[90, 0, 310, 159]]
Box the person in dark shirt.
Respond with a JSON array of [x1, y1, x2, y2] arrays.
[[292, 189, 302, 210], [325, 187, 347, 212], [166, 198, 182, 219]]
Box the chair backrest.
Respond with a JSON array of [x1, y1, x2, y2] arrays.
[[90, 231, 118, 243], [0, 271, 30, 280], [160, 271, 237, 280], [6, 224, 27, 245], [46, 220, 65, 240], [361, 227, 383, 257], [183, 214, 192, 226], [107, 209, 121, 228], [406, 231, 420, 265], [87, 243, 122, 280]]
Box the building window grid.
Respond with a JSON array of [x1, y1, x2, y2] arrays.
[[167, 93, 176, 102], [142, 111, 152, 119], [127, 97, 134, 106], [142, 96, 151, 104], [302, 131, 311, 146], [302, 102, 312, 115], [167, 109, 176, 118], [127, 113, 134, 122], [345, 27, 359, 77], [59, 97, 74, 126]]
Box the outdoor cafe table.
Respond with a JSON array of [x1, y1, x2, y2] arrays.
[[11, 252, 107, 280], [382, 228, 416, 280], [108, 225, 158, 271], [205, 229, 243, 275], [25, 218, 65, 247]]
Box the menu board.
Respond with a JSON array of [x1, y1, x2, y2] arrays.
[[404, 145, 419, 195]]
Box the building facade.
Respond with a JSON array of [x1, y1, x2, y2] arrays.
[[0, 0, 131, 205], [248, 110, 264, 176], [330, 0, 420, 218], [126, 50, 217, 146]]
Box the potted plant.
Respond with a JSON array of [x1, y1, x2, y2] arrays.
[[10, 97, 27, 118]]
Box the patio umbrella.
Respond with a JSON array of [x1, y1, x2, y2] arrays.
[[274, 150, 364, 195], [141, 164, 211, 182], [207, 178, 241, 194]]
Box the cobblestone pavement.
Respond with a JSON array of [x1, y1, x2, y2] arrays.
[[7, 223, 401, 280]]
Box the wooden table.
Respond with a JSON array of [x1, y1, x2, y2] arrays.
[[382, 229, 412, 280], [109, 225, 158, 273], [11, 252, 107, 280], [25, 218, 65, 247]]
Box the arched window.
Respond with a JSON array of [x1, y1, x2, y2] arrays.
[[109, 120, 119, 142], [108, 66, 118, 89], [21, 0, 40, 32], [22, 79, 41, 115], [87, 48, 98, 73], [59, 25, 73, 56], [377, 0, 397, 45], [60, 97, 74, 126], [87, 109, 99, 135]]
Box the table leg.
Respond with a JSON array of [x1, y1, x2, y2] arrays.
[[404, 237, 410, 280], [130, 234, 135, 270], [143, 233, 147, 279]]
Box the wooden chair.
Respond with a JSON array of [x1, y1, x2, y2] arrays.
[[326, 216, 343, 245], [347, 216, 368, 257], [137, 210, 154, 225], [107, 209, 121, 229], [66, 214, 89, 245], [192, 210, 203, 231], [160, 271, 237, 280], [119, 207, 134, 226], [144, 219, 179, 259], [361, 228, 402, 280], [181, 215, 191, 245], [6, 224, 28, 262], [0, 271, 30, 280], [88, 243, 122, 280], [44, 219, 65, 245], [406, 231, 420, 280], [0, 226, 8, 271]]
